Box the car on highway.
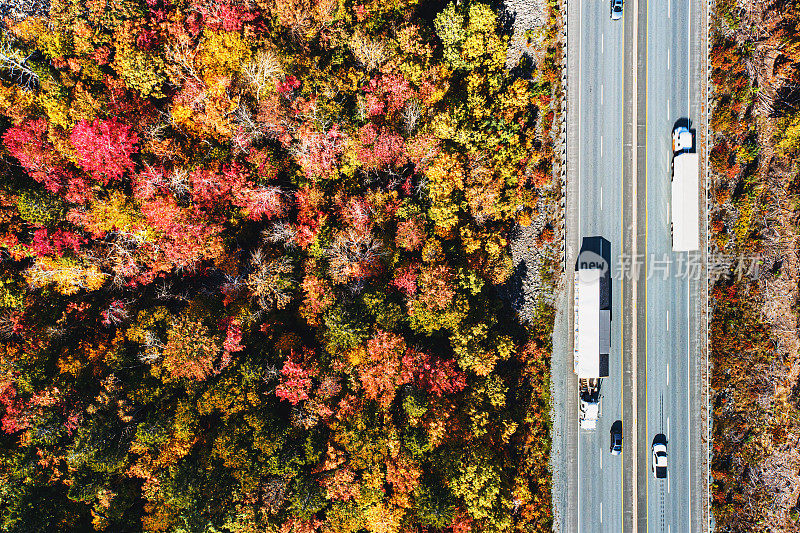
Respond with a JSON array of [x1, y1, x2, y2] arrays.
[[610, 425, 622, 455], [610, 0, 623, 20], [652, 441, 668, 479]]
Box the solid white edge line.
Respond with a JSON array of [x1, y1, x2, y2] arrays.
[[703, 0, 711, 532], [577, 426, 581, 532], [687, 264, 691, 528], [619, 6, 628, 530], [687, 0, 691, 113], [686, 0, 699, 530], [706, 0, 712, 528], [576, 0, 582, 530]]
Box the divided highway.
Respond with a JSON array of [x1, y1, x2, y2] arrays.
[[556, 0, 707, 531]]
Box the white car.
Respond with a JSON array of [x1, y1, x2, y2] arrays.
[[652, 442, 668, 479], [610, 0, 623, 20]]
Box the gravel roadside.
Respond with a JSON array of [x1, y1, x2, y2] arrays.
[[500, 0, 570, 531]]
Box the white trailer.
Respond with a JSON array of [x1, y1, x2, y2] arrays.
[[671, 127, 700, 252], [574, 244, 611, 430]]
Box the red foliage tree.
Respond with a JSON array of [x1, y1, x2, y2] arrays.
[[140, 194, 225, 270], [0, 384, 65, 436], [246, 148, 280, 181], [188, 163, 286, 221], [2, 118, 56, 175], [222, 318, 244, 354], [256, 94, 290, 144], [0, 381, 29, 434], [279, 519, 324, 533], [277, 75, 301, 95], [293, 125, 345, 180], [2, 119, 94, 202], [357, 124, 407, 171], [132, 165, 166, 201], [276, 360, 314, 405], [395, 219, 425, 251], [451, 509, 474, 533], [61, 172, 95, 204], [391, 263, 419, 296], [363, 74, 414, 117], [320, 467, 360, 501], [234, 186, 287, 221], [340, 196, 372, 232], [29, 228, 85, 257], [101, 299, 130, 326], [136, 27, 159, 50], [403, 351, 466, 397], [192, 0, 259, 32], [385, 454, 422, 506], [406, 133, 440, 173], [189, 163, 248, 215], [294, 187, 327, 248], [359, 331, 410, 407], [70, 118, 139, 184]]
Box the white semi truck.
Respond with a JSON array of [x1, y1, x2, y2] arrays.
[[574, 237, 611, 430], [671, 126, 700, 252]]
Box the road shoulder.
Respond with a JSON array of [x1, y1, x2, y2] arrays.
[[550, 0, 579, 531]]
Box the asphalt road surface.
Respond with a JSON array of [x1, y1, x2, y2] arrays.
[[640, 0, 705, 531], [574, 1, 626, 531], [557, 0, 708, 531]]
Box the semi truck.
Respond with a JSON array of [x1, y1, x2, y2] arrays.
[[574, 237, 611, 430], [671, 126, 700, 252]]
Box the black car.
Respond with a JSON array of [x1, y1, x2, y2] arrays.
[[610, 423, 623, 455]]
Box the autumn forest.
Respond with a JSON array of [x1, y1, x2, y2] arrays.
[[709, 1, 800, 531], [0, 0, 560, 531]]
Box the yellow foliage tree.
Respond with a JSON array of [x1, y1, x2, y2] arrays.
[[157, 311, 221, 382], [425, 152, 464, 233], [25, 256, 107, 295], [363, 502, 403, 533], [80, 192, 152, 238], [197, 31, 250, 83]]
